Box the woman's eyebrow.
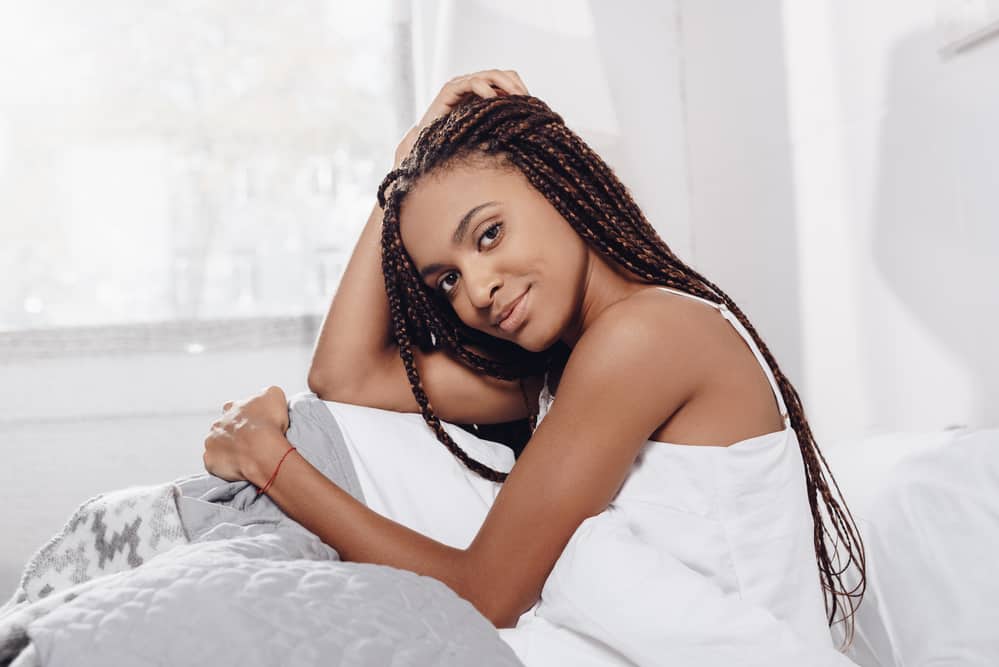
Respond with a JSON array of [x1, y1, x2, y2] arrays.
[[418, 201, 500, 280], [452, 201, 500, 244]]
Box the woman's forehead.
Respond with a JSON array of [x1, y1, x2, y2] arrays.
[[401, 166, 519, 235], [408, 165, 514, 211]]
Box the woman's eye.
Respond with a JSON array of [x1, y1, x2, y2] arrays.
[[434, 223, 502, 296], [478, 222, 502, 248], [437, 271, 459, 295]]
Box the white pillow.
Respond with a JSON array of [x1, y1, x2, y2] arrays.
[[825, 429, 999, 665], [320, 400, 515, 550]]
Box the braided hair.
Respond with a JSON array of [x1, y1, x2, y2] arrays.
[[376, 93, 866, 648]]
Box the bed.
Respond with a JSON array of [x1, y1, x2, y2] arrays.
[[1, 393, 995, 666], [823, 426, 999, 666]]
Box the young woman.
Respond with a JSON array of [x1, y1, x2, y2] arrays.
[[204, 69, 866, 664]]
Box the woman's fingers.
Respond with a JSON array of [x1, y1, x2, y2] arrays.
[[469, 78, 498, 99], [223, 400, 234, 413], [404, 69, 530, 159], [466, 69, 523, 96], [440, 70, 519, 108], [504, 69, 529, 94], [491, 69, 527, 95]]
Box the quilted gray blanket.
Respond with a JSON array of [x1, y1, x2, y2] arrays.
[[0, 392, 522, 667]]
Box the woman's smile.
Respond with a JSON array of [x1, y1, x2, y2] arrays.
[[496, 286, 530, 333]]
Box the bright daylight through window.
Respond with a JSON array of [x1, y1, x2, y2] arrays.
[[0, 2, 408, 334]]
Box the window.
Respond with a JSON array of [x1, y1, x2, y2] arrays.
[[0, 2, 411, 333]]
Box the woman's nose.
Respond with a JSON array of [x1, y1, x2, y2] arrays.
[[466, 267, 501, 311]]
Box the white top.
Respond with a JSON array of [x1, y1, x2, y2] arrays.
[[500, 286, 844, 666]]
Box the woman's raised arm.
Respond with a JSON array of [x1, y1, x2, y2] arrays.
[[306, 196, 395, 398], [306, 70, 540, 424], [306, 191, 539, 424]]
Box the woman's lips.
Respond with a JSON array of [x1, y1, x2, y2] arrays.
[[498, 288, 529, 333]]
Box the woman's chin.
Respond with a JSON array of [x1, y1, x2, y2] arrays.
[[512, 329, 557, 354], [513, 339, 540, 353]]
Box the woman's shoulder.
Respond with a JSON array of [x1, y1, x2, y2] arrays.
[[559, 288, 708, 394], [584, 285, 720, 352], [548, 286, 716, 393], [624, 285, 724, 322], [537, 289, 702, 443]]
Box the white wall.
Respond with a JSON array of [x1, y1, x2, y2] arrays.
[[677, 0, 998, 442], [780, 0, 998, 440], [677, 0, 805, 393]]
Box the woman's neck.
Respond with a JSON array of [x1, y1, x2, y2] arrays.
[[558, 250, 651, 348]]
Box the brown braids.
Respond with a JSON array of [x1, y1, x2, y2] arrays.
[[376, 94, 866, 648]]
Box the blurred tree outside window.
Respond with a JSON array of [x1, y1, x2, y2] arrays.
[[0, 1, 412, 333]]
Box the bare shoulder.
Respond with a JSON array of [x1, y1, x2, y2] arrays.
[[564, 286, 714, 384], [552, 288, 704, 435]]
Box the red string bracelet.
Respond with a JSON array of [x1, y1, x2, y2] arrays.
[[256, 445, 297, 496]]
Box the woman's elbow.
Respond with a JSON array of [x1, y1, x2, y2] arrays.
[[490, 611, 521, 630], [307, 367, 340, 400]]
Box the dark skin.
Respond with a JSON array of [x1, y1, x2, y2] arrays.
[[204, 70, 785, 629]]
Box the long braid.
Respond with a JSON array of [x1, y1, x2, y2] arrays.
[[377, 94, 865, 647]]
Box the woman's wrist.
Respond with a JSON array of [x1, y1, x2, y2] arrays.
[[394, 126, 419, 168], [245, 429, 296, 490]]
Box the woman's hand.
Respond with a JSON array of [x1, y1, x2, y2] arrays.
[[393, 69, 530, 169], [203, 385, 290, 483]]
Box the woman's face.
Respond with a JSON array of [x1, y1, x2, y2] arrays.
[[399, 160, 590, 352]]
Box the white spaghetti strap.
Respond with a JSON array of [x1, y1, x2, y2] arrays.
[[719, 309, 790, 423], [655, 287, 790, 424], [656, 286, 725, 312]]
